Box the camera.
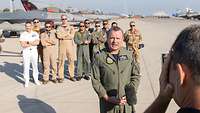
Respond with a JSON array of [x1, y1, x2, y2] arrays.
[[162, 53, 168, 64], [138, 43, 144, 49]]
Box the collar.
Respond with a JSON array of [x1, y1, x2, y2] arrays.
[[177, 107, 200, 113]]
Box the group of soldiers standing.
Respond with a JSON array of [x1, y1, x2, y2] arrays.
[[19, 15, 143, 85], [18, 14, 143, 113]]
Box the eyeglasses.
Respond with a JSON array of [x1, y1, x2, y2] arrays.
[[103, 23, 108, 25], [80, 25, 85, 27], [95, 25, 100, 27], [46, 26, 51, 28], [130, 25, 135, 27], [34, 21, 39, 23], [61, 18, 67, 20]]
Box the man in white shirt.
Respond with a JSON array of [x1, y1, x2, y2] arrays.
[[19, 21, 40, 87]]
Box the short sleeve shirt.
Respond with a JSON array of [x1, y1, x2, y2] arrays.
[[20, 31, 39, 50]]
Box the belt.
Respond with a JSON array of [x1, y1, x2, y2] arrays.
[[27, 48, 35, 51], [60, 39, 72, 40], [44, 45, 55, 48], [128, 44, 133, 46]]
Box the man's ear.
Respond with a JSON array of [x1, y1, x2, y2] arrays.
[[176, 64, 190, 85]]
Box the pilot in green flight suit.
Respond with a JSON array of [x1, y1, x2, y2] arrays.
[[74, 21, 91, 81], [91, 21, 106, 58], [91, 26, 141, 113]]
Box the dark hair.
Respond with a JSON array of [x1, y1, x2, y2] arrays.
[[25, 21, 32, 25], [108, 26, 123, 39], [33, 18, 39, 22], [103, 19, 109, 23], [111, 22, 118, 26], [95, 21, 100, 25], [171, 25, 200, 84], [130, 21, 135, 26], [79, 21, 84, 25], [84, 19, 90, 23], [45, 20, 52, 26]]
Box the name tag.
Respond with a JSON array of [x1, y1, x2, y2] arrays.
[[32, 34, 36, 37], [119, 55, 128, 61]]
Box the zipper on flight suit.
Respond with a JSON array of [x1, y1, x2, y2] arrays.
[[116, 55, 123, 113]]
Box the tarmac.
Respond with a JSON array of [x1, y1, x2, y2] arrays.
[[0, 18, 200, 113]]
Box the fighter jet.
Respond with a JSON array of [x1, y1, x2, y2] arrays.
[[173, 8, 200, 20], [0, 0, 86, 24]]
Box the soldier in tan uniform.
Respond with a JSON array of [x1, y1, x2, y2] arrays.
[[0, 31, 5, 53], [124, 21, 142, 63], [56, 15, 76, 82], [40, 21, 57, 84]]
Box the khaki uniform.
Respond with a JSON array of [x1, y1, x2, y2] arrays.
[[56, 25, 75, 79], [0, 36, 5, 52], [40, 30, 57, 81], [124, 29, 142, 63], [74, 30, 91, 77], [91, 30, 106, 54], [91, 47, 141, 113], [33, 27, 44, 70]]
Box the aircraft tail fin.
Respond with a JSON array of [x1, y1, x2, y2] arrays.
[[21, 0, 38, 11]]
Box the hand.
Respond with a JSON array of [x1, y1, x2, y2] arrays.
[[92, 40, 98, 44], [119, 96, 127, 105], [25, 41, 31, 47], [108, 96, 120, 104], [84, 40, 90, 44], [45, 43, 51, 46], [26, 41, 29, 44], [159, 52, 174, 100], [104, 95, 120, 104]]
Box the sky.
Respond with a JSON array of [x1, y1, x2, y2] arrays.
[[1, 0, 200, 16]]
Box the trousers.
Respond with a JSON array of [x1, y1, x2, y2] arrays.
[[43, 46, 57, 81], [22, 48, 39, 84], [58, 40, 75, 79]]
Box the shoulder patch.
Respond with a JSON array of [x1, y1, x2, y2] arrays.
[[106, 56, 114, 64], [32, 34, 37, 38]]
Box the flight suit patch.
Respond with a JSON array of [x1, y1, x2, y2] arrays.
[[119, 55, 128, 61], [106, 56, 114, 64]]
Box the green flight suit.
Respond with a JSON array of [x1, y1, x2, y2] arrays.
[[91, 30, 106, 55], [91, 47, 141, 113], [74, 30, 91, 77]]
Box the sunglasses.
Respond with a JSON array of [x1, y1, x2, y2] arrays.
[[85, 22, 90, 24], [103, 23, 108, 25], [80, 25, 85, 27], [130, 25, 135, 27], [34, 21, 39, 23], [95, 25, 100, 27], [46, 26, 51, 28], [61, 18, 67, 20]]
